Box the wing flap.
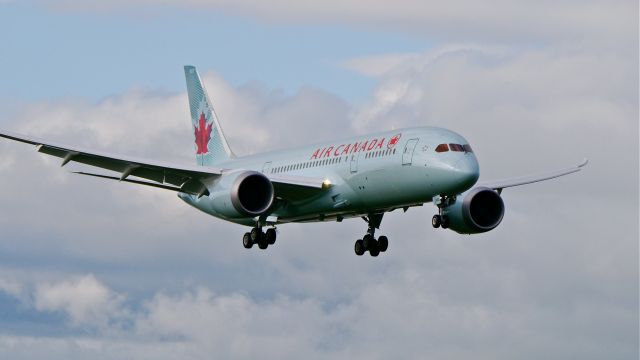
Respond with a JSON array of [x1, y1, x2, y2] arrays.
[[2, 130, 222, 189], [2, 129, 331, 201], [268, 174, 329, 202]]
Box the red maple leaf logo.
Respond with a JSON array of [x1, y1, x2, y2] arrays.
[[388, 133, 402, 149], [194, 112, 213, 154]]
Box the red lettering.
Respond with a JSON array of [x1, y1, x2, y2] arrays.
[[359, 141, 368, 152], [334, 144, 345, 156], [376, 138, 385, 149], [350, 142, 360, 154], [324, 146, 334, 158], [367, 139, 378, 151], [342, 144, 351, 155], [311, 148, 321, 160]]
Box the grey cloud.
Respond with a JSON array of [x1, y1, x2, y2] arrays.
[[41, 0, 636, 45]]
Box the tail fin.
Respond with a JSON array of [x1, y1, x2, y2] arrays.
[[184, 65, 235, 166]]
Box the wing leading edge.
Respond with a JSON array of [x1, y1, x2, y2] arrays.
[[479, 159, 588, 193], [0, 130, 328, 199]]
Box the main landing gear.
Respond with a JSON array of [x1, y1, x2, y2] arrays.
[[354, 213, 389, 257], [243, 226, 277, 250]]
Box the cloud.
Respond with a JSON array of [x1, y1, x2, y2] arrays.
[[41, 0, 636, 46], [0, 277, 22, 298], [348, 44, 637, 185], [0, 264, 636, 359], [33, 274, 125, 327], [0, 11, 637, 360]]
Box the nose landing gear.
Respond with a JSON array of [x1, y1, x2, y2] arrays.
[[432, 194, 453, 229], [431, 214, 449, 229]]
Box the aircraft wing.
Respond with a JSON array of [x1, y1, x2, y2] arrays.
[[478, 159, 588, 193], [0, 130, 328, 198]]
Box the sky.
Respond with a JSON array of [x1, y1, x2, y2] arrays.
[[0, 0, 638, 359]]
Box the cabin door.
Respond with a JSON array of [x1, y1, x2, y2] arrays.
[[402, 138, 419, 165]]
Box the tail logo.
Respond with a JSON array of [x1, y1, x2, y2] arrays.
[[194, 112, 213, 154]]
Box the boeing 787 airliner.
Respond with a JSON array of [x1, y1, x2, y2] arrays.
[[0, 66, 587, 257]]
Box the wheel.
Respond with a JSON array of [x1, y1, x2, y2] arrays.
[[363, 234, 374, 250], [369, 241, 380, 257], [265, 228, 277, 245], [250, 227, 261, 242], [378, 236, 388, 252], [441, 215, 449, 229], [354, 239, 365, 256], [258, 236, 269, 250], [432, 215, 441, 228], [242, 232, 253, 249]]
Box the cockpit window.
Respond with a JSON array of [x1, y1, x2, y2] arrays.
[[449, 143, 464, 152], [436, 143, 473, 153], [435, 144, 449, 152]]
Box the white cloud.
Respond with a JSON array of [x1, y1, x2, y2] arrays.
[[0, 265, 636, 359], [34, 274, 125, 327]]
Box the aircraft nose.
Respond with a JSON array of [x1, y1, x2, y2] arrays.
[[453, 156, 480, 190]]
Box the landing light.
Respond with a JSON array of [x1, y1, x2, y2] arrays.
[[322, 179, 332, 189]]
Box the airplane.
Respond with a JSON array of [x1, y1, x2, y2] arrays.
[[0, 66, 587, 257]]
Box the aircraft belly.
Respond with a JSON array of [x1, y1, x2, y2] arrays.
[[180, 163, 445, 226], [273, 165, 435, 222], [351, 166, 434, 208]]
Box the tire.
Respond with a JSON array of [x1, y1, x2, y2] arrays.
[[378, 236, 388, 252], [354, 239, 365, 256], [266, 228, 277, 245], [441, 215, 449, 229], [250, 227, 261, 242], [258, 237, 268, 250], [242, 232, 253, 249], [432, 215, 441, 228], [363, 234, 374, 250], [369, 242, 380, 257]]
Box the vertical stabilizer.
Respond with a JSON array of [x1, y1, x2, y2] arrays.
[[184, 65, 234, 166]]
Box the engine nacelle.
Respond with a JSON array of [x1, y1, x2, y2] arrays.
[[441, 187, 505, 234], [209, 170, 275, 219]]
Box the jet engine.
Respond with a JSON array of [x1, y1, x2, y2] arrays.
[[440, 187, 505, 234], [209, 170, 275, 219]]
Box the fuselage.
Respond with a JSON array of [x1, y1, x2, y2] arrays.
[[180, 126, 480, 225]]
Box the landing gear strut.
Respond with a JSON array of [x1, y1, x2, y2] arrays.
[[243, 225, 277, 250], [354, 213, 389, 257]]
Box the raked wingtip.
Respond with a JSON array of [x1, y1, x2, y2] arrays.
[[578, 158, 589, 168]]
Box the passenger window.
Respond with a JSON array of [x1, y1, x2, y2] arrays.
[[463, 144, 473, 153], [435, 144, 449, 152]]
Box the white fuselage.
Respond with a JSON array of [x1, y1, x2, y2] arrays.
[[180, 126, 480, 226]]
